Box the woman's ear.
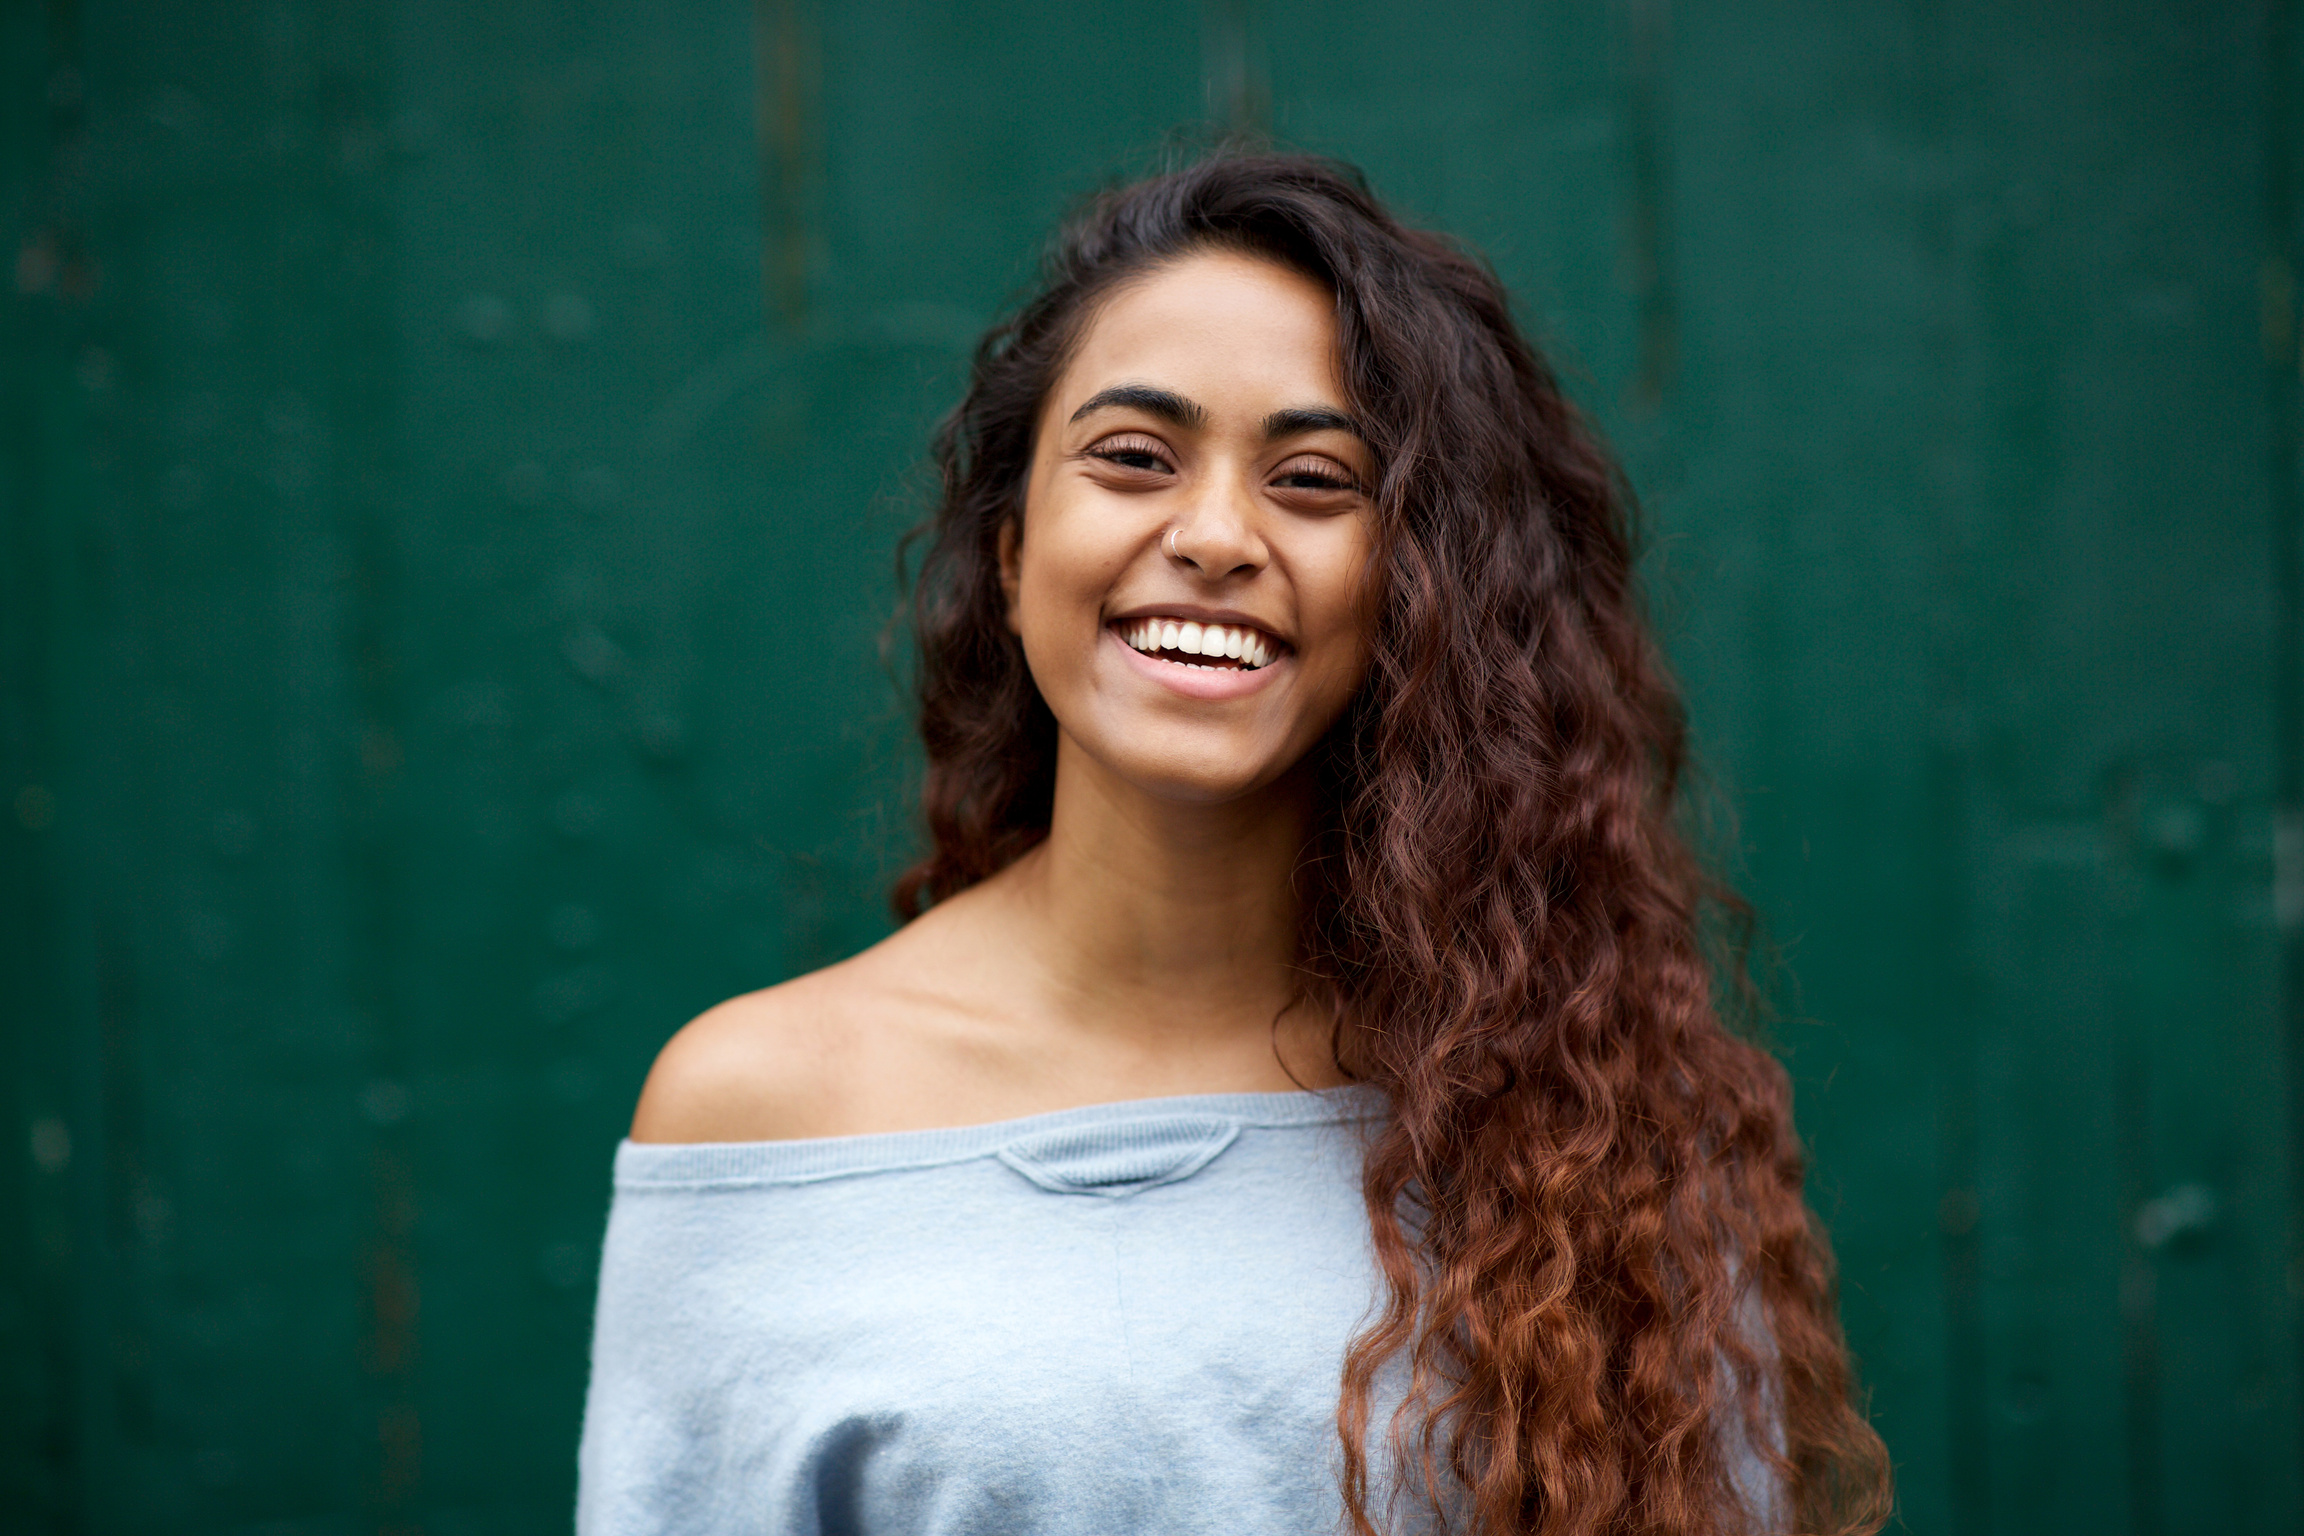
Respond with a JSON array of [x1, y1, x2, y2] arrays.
[[996, 516, 1023, 634]]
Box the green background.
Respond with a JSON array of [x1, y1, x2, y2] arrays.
[[4, 1, 2297, 1531]]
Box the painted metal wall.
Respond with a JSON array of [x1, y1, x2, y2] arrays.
[[4, 2, 2295, 1531]]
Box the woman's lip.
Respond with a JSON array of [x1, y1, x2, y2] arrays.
[[1107, 626, 1283, 700]]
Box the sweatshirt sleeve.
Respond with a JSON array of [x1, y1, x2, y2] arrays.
[[576, 1182, 745, 1536]]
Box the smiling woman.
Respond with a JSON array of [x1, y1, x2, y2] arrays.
[[577, 155, 1893, 1536]]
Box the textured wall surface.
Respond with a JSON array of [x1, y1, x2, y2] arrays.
[[3, 2, 2296, 1532]]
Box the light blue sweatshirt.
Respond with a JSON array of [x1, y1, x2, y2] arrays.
[[577, 1089, 1395, 1535], [576, 1086, 1783, 1534]]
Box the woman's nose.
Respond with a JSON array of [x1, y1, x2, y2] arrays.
[[1165, 471, 1268, 578]]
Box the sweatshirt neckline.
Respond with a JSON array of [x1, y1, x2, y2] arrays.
[[613, 1085, 1383, 1189]]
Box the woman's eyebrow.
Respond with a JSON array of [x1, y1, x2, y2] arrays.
[[1068, 384, 1207, 428], [1263, 406, 1365, 443]]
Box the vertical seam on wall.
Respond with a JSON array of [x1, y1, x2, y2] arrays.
[[311, 0, 420, 1521], [1618, 0, 1675, 417], [753, 0, 820, 332], [1911, 2, 1990, 1526], [2265, 0, 2304, 1498], [1200, 0, 1269, 142], [17, 4, 104, 1526]]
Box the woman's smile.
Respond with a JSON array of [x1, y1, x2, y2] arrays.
[[1105, 617, 1288, 702]]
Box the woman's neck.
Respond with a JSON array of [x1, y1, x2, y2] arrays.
[[994, 730, 1318, 1058]]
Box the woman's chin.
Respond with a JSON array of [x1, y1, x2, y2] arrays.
[[1136, 771, 1281, 808], [1061, 731, 1293, 810]]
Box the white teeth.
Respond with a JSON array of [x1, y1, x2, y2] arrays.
[[1120, 617, 1282, 669]]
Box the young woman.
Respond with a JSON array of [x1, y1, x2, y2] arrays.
[[579, 154, 1892, 1536]]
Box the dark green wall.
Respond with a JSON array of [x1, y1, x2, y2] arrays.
[[4, 2, 2295, 1532]]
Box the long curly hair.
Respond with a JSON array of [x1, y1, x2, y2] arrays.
[[893, 153, 1892, 1536]]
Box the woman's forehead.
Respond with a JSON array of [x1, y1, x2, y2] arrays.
[[1048, 252, 1346, 429]]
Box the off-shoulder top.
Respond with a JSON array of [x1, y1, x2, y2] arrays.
[[576, 1089, 1391, 1535]]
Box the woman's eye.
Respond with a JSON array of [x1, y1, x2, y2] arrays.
[[1087, 438, 1172, 474], [1271, 461, 1360, 493]]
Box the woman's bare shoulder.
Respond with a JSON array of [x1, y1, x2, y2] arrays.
[[625, 902, 996, 1145], [626, 966, 855, 1144]]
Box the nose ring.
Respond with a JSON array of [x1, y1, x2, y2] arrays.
[[1164, 528, 1182, 561]]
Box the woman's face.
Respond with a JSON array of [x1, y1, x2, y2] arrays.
[[1005, 250, 1376, 806]]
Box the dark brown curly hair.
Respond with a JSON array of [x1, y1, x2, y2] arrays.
[[893, 152, 1892, 1536]]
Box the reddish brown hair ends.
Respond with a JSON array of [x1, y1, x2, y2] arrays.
[[895, 153, 1893, 1536]]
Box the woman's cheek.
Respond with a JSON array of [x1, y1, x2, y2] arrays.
[[1014, 556, 1097, 709]]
